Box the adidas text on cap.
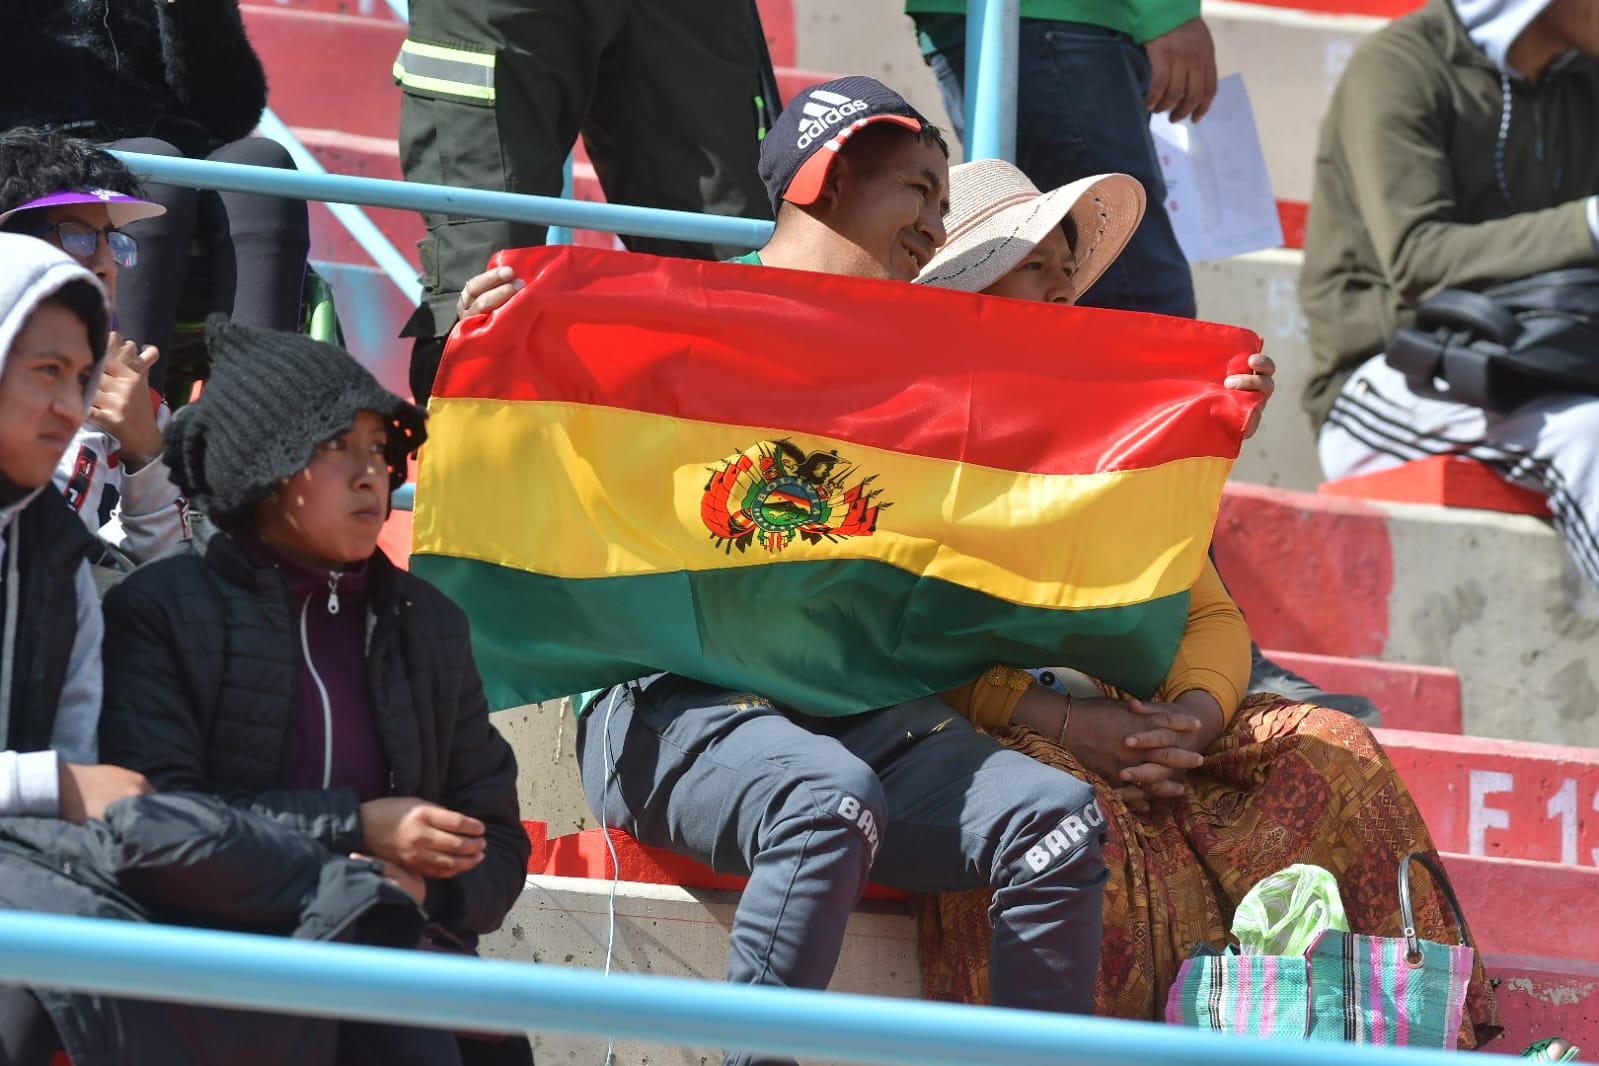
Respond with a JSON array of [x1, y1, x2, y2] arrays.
[[759, 76, 931, 209]]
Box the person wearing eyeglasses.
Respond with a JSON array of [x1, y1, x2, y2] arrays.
[[0, 130, 190, 566]]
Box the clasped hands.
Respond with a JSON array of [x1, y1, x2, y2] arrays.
[[354, 796, 487, 904], [1013, 687, 1224, 814]]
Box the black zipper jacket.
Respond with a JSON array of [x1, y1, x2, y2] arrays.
[[99, 522, 530, 944]]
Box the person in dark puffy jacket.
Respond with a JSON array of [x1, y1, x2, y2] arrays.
[[98, 316, 531, 1065]]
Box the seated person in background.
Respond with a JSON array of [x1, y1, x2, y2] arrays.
[[97, 318, 531, 1066], [0, 129, 189, 564], [1301, 0, 1599, 586], [914, 159, 1499, 1046], [0, 0, 311, 395]]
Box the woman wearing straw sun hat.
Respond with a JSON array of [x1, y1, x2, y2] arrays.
[[916, 158, 1279, 429], [915, 158, 1147, 305], [912, 158, 1499, 1046]]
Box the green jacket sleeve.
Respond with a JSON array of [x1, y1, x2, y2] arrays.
[[1335, 37, 1596, 304]]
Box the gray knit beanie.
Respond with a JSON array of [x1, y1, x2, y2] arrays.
[[164, 315, 427, 522]]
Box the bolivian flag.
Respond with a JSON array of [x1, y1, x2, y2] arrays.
[[412, 247, 1262, 715]]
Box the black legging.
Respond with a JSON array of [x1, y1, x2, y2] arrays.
[[108, 136, 311, 394], [0, 987, 62, 1066]]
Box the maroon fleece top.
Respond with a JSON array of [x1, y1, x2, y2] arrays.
[[243, 534, 391, 801]]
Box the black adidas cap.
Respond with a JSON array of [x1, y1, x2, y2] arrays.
[[758, 76, 933, 209]]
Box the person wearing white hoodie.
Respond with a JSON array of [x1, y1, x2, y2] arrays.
[[0, 234, 151, 823], [0, 233, 154, 1064], [1299, 0, 1599, 587]]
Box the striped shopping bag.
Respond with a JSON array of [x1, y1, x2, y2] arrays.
[[1165, 854, 1475, 1048]]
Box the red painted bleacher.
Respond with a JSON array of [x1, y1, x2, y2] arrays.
[[1321, 455, 1552, 517], [1377, 730, 1599, 866], [1264, 648, 1461, 734], [523, 821, 912, 901]]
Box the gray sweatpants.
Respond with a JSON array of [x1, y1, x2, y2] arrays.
[[1320, 355, 1599, 587], [577, 674, 1106, 1066]]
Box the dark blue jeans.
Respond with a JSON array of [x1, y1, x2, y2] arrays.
[[926, 18, 1197, 319]]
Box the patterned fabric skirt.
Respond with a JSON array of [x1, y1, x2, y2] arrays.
[[917, 694, 1502, 1049]]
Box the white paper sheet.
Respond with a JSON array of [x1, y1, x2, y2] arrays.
[[1149, 74, 1284, 263]]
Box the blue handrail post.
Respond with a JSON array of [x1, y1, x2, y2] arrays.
[[547, 152, 576, 246], [963, 0, 1020, 163]]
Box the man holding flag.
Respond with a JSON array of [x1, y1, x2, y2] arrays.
[[419, 78, 1262, 1064], [579, 82, 1127, 1052]]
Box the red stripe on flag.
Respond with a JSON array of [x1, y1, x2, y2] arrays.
[[437, 247, 1262, 476]]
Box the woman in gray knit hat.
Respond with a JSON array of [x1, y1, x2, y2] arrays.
[[99, 317, 534, 1065]]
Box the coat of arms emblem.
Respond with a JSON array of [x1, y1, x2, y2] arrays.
[[700, 439, 889, 553]]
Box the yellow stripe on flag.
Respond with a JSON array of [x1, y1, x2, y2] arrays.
[[414, 398, 1230, 611]]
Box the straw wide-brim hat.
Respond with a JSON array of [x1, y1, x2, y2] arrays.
[[915, 159, 1146, 297]]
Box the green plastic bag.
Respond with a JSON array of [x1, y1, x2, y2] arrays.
[[1233, 864, 1350, 956]]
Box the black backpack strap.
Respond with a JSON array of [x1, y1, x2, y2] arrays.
[[1385, 324, 1499, 411], [1486, 267, 1599, 317], [1415, 289, 1523, 345]]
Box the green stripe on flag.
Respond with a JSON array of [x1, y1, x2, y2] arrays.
[[412, 554, 1190, 716]]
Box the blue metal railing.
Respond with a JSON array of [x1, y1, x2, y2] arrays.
[[0, 912, 1520, 1066], [964, 0, 1020, 162], [111, 151, 776, 252]]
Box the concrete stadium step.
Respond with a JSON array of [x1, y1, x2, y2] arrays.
[[1206, 0, 1386, 204], [1323, 456, 1554, 516], [1263, 649, 1462, 734], [1443, 853, 1599, 961], [1192, 248, 1322, 493], [1215, 481, 1599, 747], [1376, 731, 1599, 869], [479, 852, 1597, 1063], [787, 0, 1389, 203], [484, 874, 918, 1066], [1486, 953, 1599, 1055]]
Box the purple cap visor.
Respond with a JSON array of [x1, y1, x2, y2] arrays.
[[0, 189, 166, 230]]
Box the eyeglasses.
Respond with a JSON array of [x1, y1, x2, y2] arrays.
[[31, 220, 138, 269]]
